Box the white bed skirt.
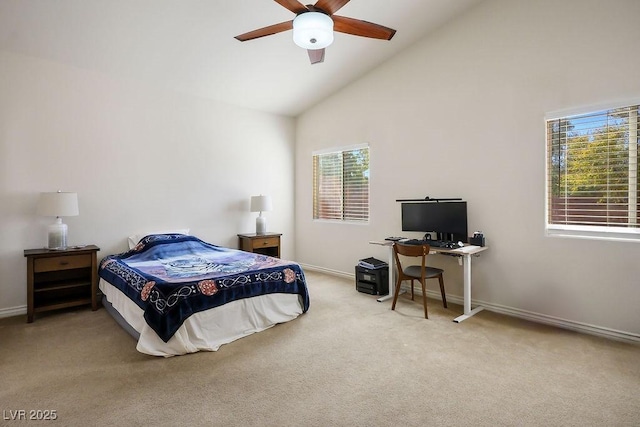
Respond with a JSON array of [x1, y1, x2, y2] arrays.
[[99, 278, 303, 357]]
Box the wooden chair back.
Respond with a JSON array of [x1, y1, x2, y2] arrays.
[[393, 243, 430, 279], [394, 242, 430, 257]]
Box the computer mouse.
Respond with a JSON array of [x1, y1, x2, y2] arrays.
[[457, 241, 464, 247]]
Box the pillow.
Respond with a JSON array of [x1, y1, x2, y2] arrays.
[[127, 229, 190, 249]]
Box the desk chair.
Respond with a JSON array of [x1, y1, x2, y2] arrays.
[[392, 243, 447, 319]]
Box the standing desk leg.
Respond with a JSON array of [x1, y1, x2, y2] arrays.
[[453, 253, 484, 322], [377, 244, 394, 302], [378, 244, 402, 302]]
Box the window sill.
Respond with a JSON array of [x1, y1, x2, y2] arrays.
[[546, 225, 640, 243], [313, 219, 369, 226]]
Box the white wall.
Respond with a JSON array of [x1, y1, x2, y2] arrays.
[[0, 51, 295, 315], [295, 0, 640, 337]]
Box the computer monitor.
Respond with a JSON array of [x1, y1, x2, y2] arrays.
[[401, 201, 468, 242]]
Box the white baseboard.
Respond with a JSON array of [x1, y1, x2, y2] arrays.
[[476, 299, 640, 343], [0, 305, 26, 319], [301, 264, 640, 344], [299, 263, 355, 280]]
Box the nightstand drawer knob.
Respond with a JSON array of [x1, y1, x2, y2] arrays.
[[59, 261, 69, 266]]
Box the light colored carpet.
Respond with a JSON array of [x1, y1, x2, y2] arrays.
[[1, 270, 638, 426]]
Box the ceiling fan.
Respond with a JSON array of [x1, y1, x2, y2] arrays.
[[234, 0, 396, 64]]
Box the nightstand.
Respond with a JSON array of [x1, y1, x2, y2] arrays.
[[24, 245, 100, 323], [237, 233, 281, 258]]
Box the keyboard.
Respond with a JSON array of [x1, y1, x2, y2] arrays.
[[402, 239, 459, 248]]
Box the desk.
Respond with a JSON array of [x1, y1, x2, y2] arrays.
[[369, 241, 488, 322]]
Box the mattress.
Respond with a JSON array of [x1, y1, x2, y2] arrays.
[[100, 278, 303, 357]]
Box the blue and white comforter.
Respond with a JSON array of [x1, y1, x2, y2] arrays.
[[99, 234, 309, 342]]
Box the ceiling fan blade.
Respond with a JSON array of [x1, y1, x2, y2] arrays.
[[332, 15, 396, 40], [234, 21, 293, 42], [308, 48, 325, 64], [274, 0, 309, 14], [313, 0, 350, 15]]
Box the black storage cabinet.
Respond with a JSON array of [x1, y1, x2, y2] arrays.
[[355, 265, 389, 295]]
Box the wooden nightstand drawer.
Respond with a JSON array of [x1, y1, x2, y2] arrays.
[[251, 237, 279, 249], [237, 233, 282, 258], [34, 254, 92, 273]]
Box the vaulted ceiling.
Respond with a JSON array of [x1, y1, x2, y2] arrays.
[[0, 0, 482, 116]]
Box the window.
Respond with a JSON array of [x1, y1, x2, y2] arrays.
[[313, 145, 369, 222], [546, 103, 639, 241]]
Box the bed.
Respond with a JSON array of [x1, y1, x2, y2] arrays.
[[98, 233, 309, 356]]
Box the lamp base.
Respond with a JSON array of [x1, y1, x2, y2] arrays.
[[47, 218, 68, 249], [256, 215, 267, 235]]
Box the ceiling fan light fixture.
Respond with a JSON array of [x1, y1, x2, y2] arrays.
[[293, 12, 334, 50]]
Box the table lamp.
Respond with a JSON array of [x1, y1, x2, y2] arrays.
[[250, 195, 272, 235], [37, 191, 79, 249]]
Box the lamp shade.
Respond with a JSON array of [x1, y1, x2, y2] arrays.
[[250, 195, 273, 213], [37, 191, 79, 249], [293, 12, 334, 50], [37, 191, 79, 217]]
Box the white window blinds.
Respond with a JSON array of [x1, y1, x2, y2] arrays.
[[546, 104, 639, 237], [313, 146, 369, 222]]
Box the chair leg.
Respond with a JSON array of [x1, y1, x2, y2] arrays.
[[420, 279, 428, 319], [438, 274, 447, 308], [410, 279, 415, 301], [391, 276, 403, 311]]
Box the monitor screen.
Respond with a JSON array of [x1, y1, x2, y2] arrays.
[[401, 201, 468, 242]]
